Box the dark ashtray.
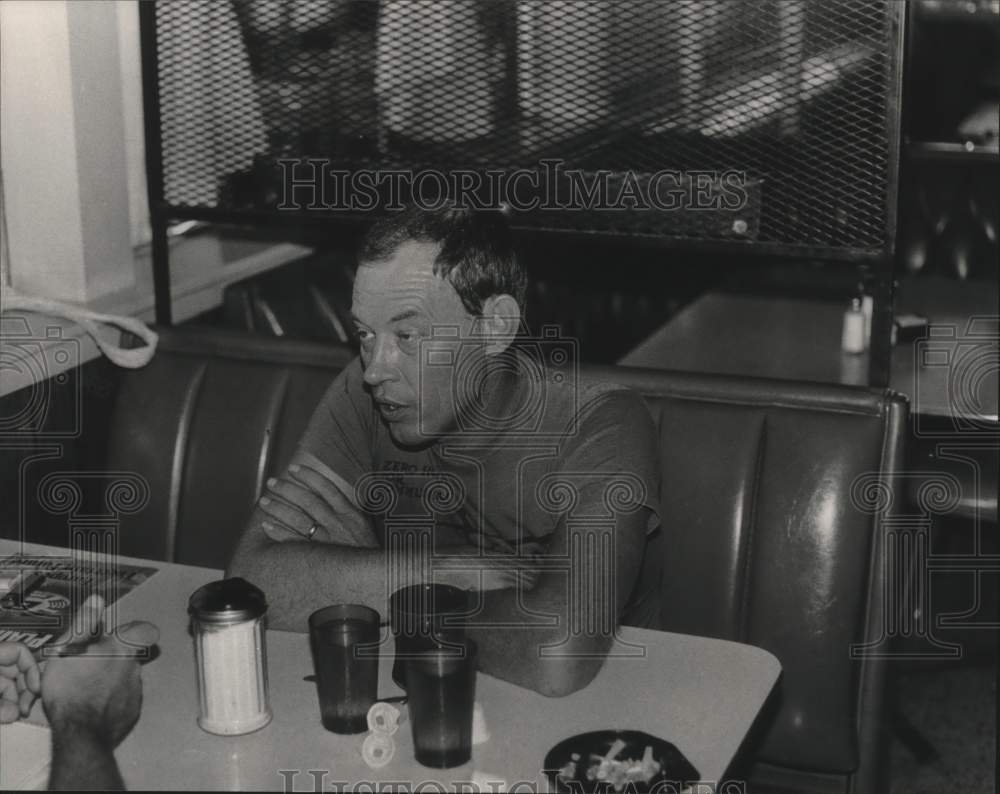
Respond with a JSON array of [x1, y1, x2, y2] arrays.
[[543, 730, 700, 794]]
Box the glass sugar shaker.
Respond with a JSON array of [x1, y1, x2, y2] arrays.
[[188, 578, 272, 735]]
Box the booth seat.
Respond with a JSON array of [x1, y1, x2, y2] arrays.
[[106, 327, 908, 794]]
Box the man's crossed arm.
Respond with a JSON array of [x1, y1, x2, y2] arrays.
[[227, 452, 647, 697]]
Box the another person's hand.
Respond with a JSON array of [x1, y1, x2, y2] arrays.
[[42, 595, 159, 749], [0, 641, 41, 723]]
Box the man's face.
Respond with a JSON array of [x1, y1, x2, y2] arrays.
[[351, 240, 480, 447]]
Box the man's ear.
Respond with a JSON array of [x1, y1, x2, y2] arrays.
[[480, 294, 521, 355]]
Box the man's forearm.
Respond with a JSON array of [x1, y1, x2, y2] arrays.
[[463, 585, 612, 698], [229, 517, 619, 696], [228, 511, 535, 630], [230, 535, 606, 693], [228, 523, 427, 631], [49, 723, 124, 791]]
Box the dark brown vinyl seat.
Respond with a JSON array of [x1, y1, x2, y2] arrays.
[[584, 364, 907, 794], [106, 327, 908, 794]]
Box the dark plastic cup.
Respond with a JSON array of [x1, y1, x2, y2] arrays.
[[389, 584, 469, 689], [308, 604, 380, 734], [405, 638, 478, 768]]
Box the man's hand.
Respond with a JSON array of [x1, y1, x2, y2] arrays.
[[432, 543, 543, 592], [259, 462, 376, 547], [431, 566, 529, 592], [42, 595, 159, 749], [0, 641, 41, 723]]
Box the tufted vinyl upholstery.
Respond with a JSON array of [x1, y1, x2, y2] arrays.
[[583, 364, 907, 794], [106, 327, 907, 794]]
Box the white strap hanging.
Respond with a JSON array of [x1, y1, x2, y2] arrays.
[[1, 288, 158, 369]]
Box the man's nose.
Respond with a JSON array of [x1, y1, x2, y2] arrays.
[[362, 337, 398, 386]]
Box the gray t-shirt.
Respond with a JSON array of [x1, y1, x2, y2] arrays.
[[298, 350, 663, 628]]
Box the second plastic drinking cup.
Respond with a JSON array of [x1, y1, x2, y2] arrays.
[[308, 604, 380, 734], [389, 583, 469, 689], [405, 638, 478, 768]]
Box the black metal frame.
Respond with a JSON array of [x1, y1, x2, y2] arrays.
[[138, 0, 906, 386], [867, 0, 910, 388]]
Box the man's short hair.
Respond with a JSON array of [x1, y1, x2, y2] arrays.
[[357, 206, 527, 315]]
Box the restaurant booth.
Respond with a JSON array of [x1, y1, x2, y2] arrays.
[[1, 1, 996, 792]]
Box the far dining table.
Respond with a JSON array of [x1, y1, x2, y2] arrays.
[[620, 275, 999, 424], [1, 540, 780, 791]]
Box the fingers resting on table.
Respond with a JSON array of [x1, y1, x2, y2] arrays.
[[0, 641, 41, 723]]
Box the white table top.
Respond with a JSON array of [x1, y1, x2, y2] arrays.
[[1, 540, 780, 791]]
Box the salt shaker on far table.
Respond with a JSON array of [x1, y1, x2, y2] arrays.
[[188, 578, 272, 735], [841, 297, 867, 355]]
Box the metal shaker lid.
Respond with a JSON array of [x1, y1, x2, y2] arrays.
[[188, 578, 267, 623]]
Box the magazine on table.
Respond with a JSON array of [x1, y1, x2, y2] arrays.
[[0, 554, 157, 651]]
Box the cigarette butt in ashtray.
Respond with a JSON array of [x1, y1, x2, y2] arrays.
[[361, 732, 395, 769], [367, 701, 405, 735]]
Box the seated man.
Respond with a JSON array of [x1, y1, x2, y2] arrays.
[[228, 207, 662, 697]]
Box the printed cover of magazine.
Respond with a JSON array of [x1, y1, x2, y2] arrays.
[[0, 555, 157, 650]]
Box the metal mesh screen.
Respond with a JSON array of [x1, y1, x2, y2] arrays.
[[150, 0, 902, 257]]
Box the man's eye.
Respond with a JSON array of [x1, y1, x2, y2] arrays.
[[355, 328, 374, 342], [397, 331, 419, 342]]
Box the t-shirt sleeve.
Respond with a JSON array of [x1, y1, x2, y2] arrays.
[[554, 387, 662, 535], [294, 358, 376, 498]]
